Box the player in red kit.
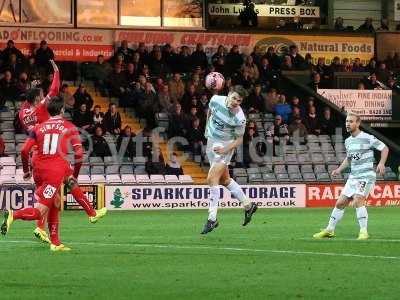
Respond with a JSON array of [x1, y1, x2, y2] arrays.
[[2, 96, 107, 251], [18, 60, 61, 242]]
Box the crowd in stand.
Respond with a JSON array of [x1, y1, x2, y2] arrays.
[[0, 38, 399, 168]]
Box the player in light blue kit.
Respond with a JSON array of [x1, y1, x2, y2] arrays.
[[313, 112, 389, 240], [201, 85, 258, 234]]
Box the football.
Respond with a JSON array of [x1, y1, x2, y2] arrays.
[[205, 72, 225, 91]]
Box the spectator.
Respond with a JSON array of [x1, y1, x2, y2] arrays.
[[91, 126, 110, 158], [163, 44, 179, 73], [352, 58, 365, 72], [274, 95, 292, 123], [0, 70, 17, 102], [117, 125, 136, 158], [226, 45, 244, 77], [329, 56, 342, 74], [357, 82, 366, 90], [304, 105, 321, 135], [266, 115, 289, 153], [244, 83, 264, 113], [132, 52, 144, 77], [304, 53, 314, 71], [177, 46, 192, 74], [365, 58, 377, 74], [358, 17, 375, 32], [92, 105, 104, 128], [116, 40, 134, 63], [212, 45, 226, 65], [290, 96, 306, 117], [191, 43, 208, 71], [263, 46, 281, 70], [73, 103, 93, 132], [136, 42, 149, 66], [259, 57, 272, 84], [188, 73, 204, 95], [73, 84, 94, 110], [124, 62, 137, 86], [15, 72, 30, 96], [288, 117, 308, 138], [315, 57, 330, 80], [319, 107, 336, 136], [158, 84, 174, 113], [104, 103, 122, 135], [387, 77, 400, 93], [281, 56, 294, 71], [308, 72, 326, 91], [146, 148, 166, 175], [1, 40, 24, 64], [149, 49, 169, 78], [376, 62, 391, 83], [187, 118, 205, 157], [264, 88, 279, 113], [60, 83, 75, 115], [168, 72, 185, 103], [108, 64, 128, 98], [365, 73, 382, 90], [26, 57, 40, 81], [289, 106, 302, 124], [93, 55, 112, 96], [251, 45, 263, 67], [242, 55, 259, 81], [168, 103, 188, 138], [288, 45, 305, 70], [3, 53, 24, 77], [34, 40, 54, 74], [341, 58, 352, 72], [377, 19, 389, 31], [243, 121, 265, 165], [334, 17, 345, 31], [165, 152, 184, 176], [138, 82, 158, 127]]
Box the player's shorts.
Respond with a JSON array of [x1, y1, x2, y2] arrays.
[[206, 138, 235, 167], [33, 162, 72, 208], [341, 177, 375, 198]]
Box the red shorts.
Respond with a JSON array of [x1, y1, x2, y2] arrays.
[[33, 162, 72, 208]]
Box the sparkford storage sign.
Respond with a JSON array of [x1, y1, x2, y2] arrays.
[[105, 184, 306, 210]]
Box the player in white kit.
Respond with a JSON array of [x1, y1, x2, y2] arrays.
[[201, 85, 258, 234], [313, 112, 389, 240]]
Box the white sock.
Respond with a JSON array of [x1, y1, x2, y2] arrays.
[[208, 186, 220, 221], [356, 206, 368, 231], [326, 207, 344, 231], [226, 179, 251, 209]]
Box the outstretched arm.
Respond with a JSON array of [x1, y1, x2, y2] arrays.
[[331, 157, 349, 177], [41, 60, 60, 104]]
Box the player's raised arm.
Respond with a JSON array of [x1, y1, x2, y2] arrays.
[[41, 60, 60, 104]]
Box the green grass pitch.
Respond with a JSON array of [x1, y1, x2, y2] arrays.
[[1, 207, 400, 300]]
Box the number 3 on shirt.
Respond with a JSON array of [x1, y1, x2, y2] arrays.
[[43, 133, 59, 155]]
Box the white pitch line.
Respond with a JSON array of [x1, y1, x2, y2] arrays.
[[1, 239, 400, 261], [299, 237, 400, 243]]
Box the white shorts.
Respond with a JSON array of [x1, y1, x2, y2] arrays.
[[206, 139, 235, 167], [341, 177, 375, 198]]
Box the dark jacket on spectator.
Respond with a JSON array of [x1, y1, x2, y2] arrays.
[[104, 111, 122, 133], [34, 47, 54, 66], [117, 133, 136, 158], [91, 135, 110, 157], [73, 110, 93, 129], [304, 114, 320, 135], [319, 115, 336, 136], [74, 90, 94, 110], [191, 50, 208, 70]]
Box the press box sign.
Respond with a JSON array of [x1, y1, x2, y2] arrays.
[[0, 185, 35, 210], [208, 4, 320, 18], [105, 184, 306, 210]]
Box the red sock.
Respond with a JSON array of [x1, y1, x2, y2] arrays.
[[48, 206, 60, 246], [13, 207, 42, 221], [36, 216, 46, 230], [71, 186, 96, 217]]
